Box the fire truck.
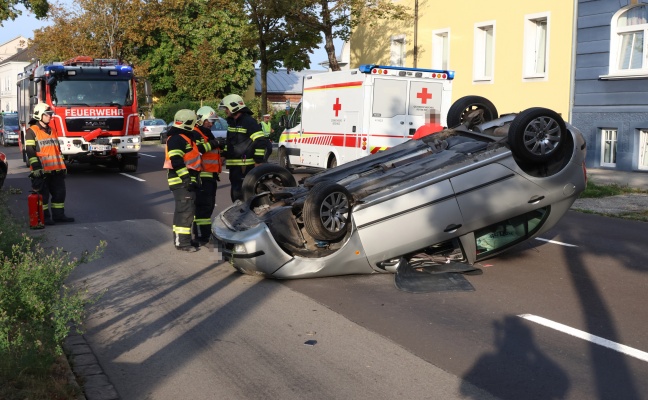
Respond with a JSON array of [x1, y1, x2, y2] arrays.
[[278, 64, 454, 170], [17, 56, 151, 172]]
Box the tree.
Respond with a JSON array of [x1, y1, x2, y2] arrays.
[[287, 0, 410, 71], [245, 0, 320, 114], [0, 0, 49, 25]]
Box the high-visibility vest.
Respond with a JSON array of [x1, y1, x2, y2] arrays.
[[163, 133, 201, 170], [30, 124, 66, 171], [261, 121, 272, 136], [193, 127, 222, 174]]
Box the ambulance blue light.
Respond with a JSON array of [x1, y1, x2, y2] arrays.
[[359, 64, 455, 80]]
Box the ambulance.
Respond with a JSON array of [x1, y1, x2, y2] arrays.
[[278, 64, 454, 170]]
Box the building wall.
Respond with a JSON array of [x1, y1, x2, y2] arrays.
[[0, 37, 28, 62], [572, 0, 648, 171], [0, 62, 27, 112], [350, 0, 576, 119]]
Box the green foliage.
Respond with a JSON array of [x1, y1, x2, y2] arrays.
[[0, 192, 104, 394], [579, 181, 648, 199], [154, 100, 226, 125], [0, 0, 49, 24]]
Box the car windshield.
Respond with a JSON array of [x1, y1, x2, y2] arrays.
[[144, 119, 166, 126], [3, 114, 18, 125], [52, 79, 133, 106]]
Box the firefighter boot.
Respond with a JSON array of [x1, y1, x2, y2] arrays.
[[44, 209, 55, 226], [52, 208, 75, 223]]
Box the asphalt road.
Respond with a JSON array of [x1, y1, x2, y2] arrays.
[[2, 141, 647, 400]]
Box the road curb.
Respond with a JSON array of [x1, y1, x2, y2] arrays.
[[65, 334, 120, 400]]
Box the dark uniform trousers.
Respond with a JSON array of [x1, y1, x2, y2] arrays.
[[32, 171, 67, 219], [229, 165, 255, 202], [194, 178, 217, 240], [172, 185, 196, 247]]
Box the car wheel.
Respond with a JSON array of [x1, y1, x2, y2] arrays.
[[508, 108, 567, 164], [327, 155, 337, 169], [119, 155, 138, 172], [242, 163, 297, 201], [447, 95, 498, 128], [278, 147, 292, 171], [303, 181, 352, 241]]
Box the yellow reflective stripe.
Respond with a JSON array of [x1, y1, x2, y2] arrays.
[[42, 204, 49, 210], [199, 171, 214, 178], [29, 157, 39, 165], [193, 218, 211, 225], [226, 159, 255, 166], [176, 167, 189, 177], [25, 140, 36, 146], [173, 226, 191, 234], [223, 145, 228, 152], [250, 131, 265, 141], [51, 203, 64, 209], [168, 149, 184, 157], [203, 142, 213, 152], [254, 149, 265, 156], [168, 177, 183, 185]]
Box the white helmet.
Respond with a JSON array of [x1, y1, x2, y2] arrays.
[[196, 106, 217, 125], [219, 94, 245, 113], [173, 109, 197, 131], [33, 103, 53, 121]]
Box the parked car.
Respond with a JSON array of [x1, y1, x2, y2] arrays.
[[0, 151, 8, 189], [212, 96, 587, 282], [160, 117, 228, 144], [140, 118, 167, 140], [0, 112, 20, 146]]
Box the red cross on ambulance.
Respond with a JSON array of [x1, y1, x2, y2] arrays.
[[333, 98, 342, 117], [416, 87, 432, 104]]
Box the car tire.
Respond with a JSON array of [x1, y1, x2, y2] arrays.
[[119, 155, 138, 172], [508, 107, 567, 164], [447, 95, 498, 128], [242, 163, 297, 201], [278, 147, 292, 171], [327, 155, 337, 169], [303, 181, 352, 241]]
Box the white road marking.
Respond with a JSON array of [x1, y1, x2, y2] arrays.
[[519, 314, 648, 363], [120, 173, 145, 182], [535, 238, 578, 247], [139, 153, 156, 157]]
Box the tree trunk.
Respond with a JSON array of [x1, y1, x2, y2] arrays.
[[320, 0, 340, 71]]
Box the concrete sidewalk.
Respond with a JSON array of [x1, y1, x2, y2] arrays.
[[586, 168, 648, 190]]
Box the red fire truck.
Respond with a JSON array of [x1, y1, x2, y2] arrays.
[[17, 56, 151, 172]]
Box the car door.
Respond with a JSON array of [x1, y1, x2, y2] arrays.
[[353, 179, 464, 267]]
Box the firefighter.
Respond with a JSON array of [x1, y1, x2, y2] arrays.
[[25, 103, 74, 225], [260, 113, 274, 162], [193, 106, 225, 245], [219, 94, 267, 202], [164, 109, 202, 252]]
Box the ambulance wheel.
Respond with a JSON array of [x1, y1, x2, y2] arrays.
[[304, 182, 352, 241], [447, 95, 498, 128], [278, 147, 292, 171], [327, 155, 337, 169], [508, 108, 568, 164], [242, 163, 297, 201], [119, 155, 138, 172]]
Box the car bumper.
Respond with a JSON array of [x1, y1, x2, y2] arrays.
[[4, 135, 18, 145]]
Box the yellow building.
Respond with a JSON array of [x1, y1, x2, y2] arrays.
[[350, 1, 576, 119]]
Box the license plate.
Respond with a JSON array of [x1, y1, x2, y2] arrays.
[[89, 144, 112, 151]]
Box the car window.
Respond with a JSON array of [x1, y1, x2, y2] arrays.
[[154, 119, 166, 126], [212, 119, 227, 130], [474, 207, 549, 260]]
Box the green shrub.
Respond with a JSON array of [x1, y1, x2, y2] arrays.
[[0, 191, 104, 395]]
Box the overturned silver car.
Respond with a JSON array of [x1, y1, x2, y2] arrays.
[[212, 96, 587, 282]]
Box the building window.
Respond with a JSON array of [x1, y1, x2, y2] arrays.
[[473, 22, 495, 82], [523, 13, 549, 79], [639, 130, 648, 170], [601, 129, 618, 166], [606, 4, 648, 78], [432, 29, 450, 70], [391, 35, 406, 67]]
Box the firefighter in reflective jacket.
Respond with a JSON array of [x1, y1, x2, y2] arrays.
[[25, 103, 74, 225], [219, 94, 267, 202], [192, 106, 225, 244], [164, 109, 202, 252]]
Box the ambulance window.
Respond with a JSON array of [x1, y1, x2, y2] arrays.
[[291, 102, 302, 127], [372, 79, 407, 118], [409, 81, 443, 116]]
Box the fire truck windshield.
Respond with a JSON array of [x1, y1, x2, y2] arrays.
[[52, 80, 133, 107]]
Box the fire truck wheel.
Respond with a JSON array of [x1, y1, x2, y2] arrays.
[[447, 95, 498, 128], [303, 182, 352, 242], [242, 164, 297, 202], [278, 147, 292, 172], [508, 107, 569, 165], [119, 155, 138, 172]]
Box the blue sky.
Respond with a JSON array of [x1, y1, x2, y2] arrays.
[[0, 7, 339, 70]]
